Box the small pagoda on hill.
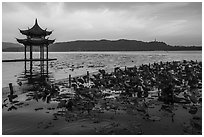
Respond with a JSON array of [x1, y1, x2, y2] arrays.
[[16, 19, 56, 82]]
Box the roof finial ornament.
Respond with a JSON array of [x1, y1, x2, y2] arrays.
[[35, 18, 38, 25]]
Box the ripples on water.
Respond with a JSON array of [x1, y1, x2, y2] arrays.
[[2, 51, 202, 87]]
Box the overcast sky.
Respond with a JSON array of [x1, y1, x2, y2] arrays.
[[2, 2, 202, 46]]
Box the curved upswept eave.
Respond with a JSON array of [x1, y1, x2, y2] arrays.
[[16, 38, 55, 46], [16, 38, 28, 45], [48, 39, 55, 44], [19, 29, 30, 36]]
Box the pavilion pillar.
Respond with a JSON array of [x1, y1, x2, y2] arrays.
[[24, 45, 27, 75], [46, 45, 48, 76], [40, 45, 43, 76], [42, 46, 44, 75], [30, 45, 33, 77]]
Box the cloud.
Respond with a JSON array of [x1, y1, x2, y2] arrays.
[[2, 2, 202, 46]]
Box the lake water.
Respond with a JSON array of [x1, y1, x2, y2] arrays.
[[2, 51, 202, 87]]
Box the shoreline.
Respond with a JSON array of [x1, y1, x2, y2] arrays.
[[2, 50, 202, 53]]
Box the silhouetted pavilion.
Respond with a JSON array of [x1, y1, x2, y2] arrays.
[[3, 19, 56, 82]]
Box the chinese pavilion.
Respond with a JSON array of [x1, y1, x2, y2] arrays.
[[15, 19, 56, 82]]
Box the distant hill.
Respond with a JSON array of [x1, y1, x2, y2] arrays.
[[3, 42, 39, 52], [2, 42, 23, 51], [2, 39, 202, 52]]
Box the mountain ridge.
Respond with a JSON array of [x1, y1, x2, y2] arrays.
[[2, 39, 202, 52]]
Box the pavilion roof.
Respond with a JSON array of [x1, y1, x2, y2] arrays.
[[16, 38, 55, 46], [19, 19, 52, 37]]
